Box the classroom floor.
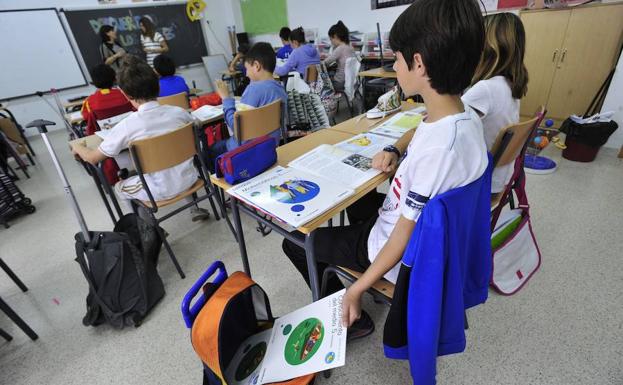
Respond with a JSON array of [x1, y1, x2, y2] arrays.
[[1, 129, 622, 385]]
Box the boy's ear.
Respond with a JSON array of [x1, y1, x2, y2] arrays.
[[412, 53, 427, 77]]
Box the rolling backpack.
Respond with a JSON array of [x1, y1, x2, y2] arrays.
[[182, 261, 315, 385]]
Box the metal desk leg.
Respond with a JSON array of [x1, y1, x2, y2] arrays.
[[231, 198, 251, 276], [88, 165, 117, 225], [95, 165, 123, 220], [0, 297, 38, 340], [0, 258, 28, 292], [304, 232, 320, 301]]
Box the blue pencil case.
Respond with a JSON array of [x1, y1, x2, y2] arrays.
[[215, 135, 278, 185]]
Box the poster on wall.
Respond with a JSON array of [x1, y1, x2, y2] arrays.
[[240, 0, 288, 35], [371, 0, 415, 10]]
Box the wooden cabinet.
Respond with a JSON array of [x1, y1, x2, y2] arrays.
[[520, 3, 623, 122]]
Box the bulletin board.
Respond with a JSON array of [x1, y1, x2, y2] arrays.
[[240, 0, 288, 35]]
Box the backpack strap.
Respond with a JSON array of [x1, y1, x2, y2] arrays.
[[191, 271, 255, 383]]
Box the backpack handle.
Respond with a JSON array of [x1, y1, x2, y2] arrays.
[[181, 261, 228, 328]]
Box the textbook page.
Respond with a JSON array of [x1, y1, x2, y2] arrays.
[[369, 109, 424, 139], [259, 290, 347, 384], [288, 133, 395, 189], [224, 329, 273, 385], [229, 167, 354, 228], [191, 105, 223, 121], [96, 111, 132, 131]]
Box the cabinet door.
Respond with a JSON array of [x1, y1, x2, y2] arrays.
[[520, 9, 571, 117], [546, 4, 623, 120]]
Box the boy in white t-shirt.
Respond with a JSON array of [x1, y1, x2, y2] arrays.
[[72, 57, 210, 221], [462, 13, 529, 193], [281, 0, 488, 339]]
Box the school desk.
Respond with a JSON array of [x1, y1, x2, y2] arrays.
[[358, 67, 398, 79], [328, 102, 424, 136], [210, 121, 402, 302], [62, 98, 86, 113]]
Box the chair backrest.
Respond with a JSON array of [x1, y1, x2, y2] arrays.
[[233, 99, 282, 143], [157, 92, 190, 110], [344, 56, 361, 101], [0, 118, 25, 145], [490, 114, 540, 168], [305, 64, 318, 83], [129, 123, 196, 174]]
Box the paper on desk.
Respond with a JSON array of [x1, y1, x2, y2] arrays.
[[369, 109, 425, 139], [191, 102, 254, 121], [96, 111, 132, 130], [67, 111, 82, 121]]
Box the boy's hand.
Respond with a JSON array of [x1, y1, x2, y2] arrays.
[[341, 286, 364, 328], [372, 151, 399, 173], [215, 80, 231, 99]]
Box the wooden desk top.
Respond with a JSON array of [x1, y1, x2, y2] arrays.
[[65, 112, 84, 125], [329, 102, 424, 136], [358, 67, 398, 79], [69, 134, 103, 151], [210, 128, 396, 234]]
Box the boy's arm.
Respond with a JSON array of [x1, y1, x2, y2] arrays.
[[216, 80, 236, 134], [342, 216, 416, 327], [72, 143, 108, 165], [371, 128, 415, 172]]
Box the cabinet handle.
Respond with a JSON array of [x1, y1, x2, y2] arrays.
[[552, 49, 558, 63], [558, 49, 567, 68]]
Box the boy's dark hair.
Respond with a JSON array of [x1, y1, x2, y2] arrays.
[[243, 42, 277, 73], [90, 64, 116, 89], [328, 21, 350, 44], [99, 25, 114, 43], [389, 0, 485, 95], [279, 27, 291, 41], [290, 27, 306, 44], [153, 54, 176, 77], [238, 43, 250, 55], [118, 56, 159, 100]]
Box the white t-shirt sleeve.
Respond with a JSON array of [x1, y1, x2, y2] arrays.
[[399, 149, 457, 222], [462, 81, 492, 119], [98, 120, 130, 157], [155, 32, 164, 43]]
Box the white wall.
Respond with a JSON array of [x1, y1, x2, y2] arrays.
[[0, 0, 236, 135], [601, 50, 623, 149]]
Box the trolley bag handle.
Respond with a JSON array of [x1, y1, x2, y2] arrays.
[[181, 261, 228, 328], [28, 119, 91, 242]]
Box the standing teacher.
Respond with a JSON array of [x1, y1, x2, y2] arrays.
[[139, 17, 169, 67], [99, 25, 126, 72]]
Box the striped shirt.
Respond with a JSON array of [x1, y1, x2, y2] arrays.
[[141, 32, 164, 67]]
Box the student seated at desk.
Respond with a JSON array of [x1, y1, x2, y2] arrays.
[[323, 21, 356, 92], [154, 54, 190, 97], [276, 27, 293, 60], [72, 57, 211, 222], [210, 42, 287, 158], [274, 27, 320, 78], [282, 0, 488, 339], [81, 64, 133, 135], [229, 43, 250, 76], [462, 13, 528, 193]]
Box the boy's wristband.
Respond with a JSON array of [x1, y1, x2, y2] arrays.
[[383, 145, 400, 158]]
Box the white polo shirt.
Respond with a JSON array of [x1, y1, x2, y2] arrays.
[[99, 101, 198, 202], [462, 76, 520, 193], [367, 106, 488, 283]]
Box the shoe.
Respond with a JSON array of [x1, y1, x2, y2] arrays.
[[190, 207, 211, 222], [347, 310, 375, 342]]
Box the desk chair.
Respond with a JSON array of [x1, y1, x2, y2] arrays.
[[233, 99, 284, 146], [0, 108, 35, 157], [0, 258, 38, 341], [157, 92, 190, 110], [490, 107, 545, 210], [335, 57, 362, 118], [128, 123, 227, 279], [0, 132, 29, 179], [305, 64, 318, 83]]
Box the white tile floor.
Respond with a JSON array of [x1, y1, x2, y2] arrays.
[[1, 130, 622, 385]]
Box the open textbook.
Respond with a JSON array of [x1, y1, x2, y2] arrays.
[[369, 108, 425, 139], [191, 101, 254, 121], [96, 111, 132, 131], [224, 290, 347, 385], [289, 133, 397, 189], [229, 166, 354, 227]]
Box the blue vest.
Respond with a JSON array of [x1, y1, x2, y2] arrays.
[[383, 155, 493, 385]]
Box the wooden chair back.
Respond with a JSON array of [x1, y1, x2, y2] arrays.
[[233, 99, 282, 143], [490, 115, 540, 167], [0, 118, 28, 155], [129, 123, 196, 174], [305, 65, 318, 83], [157, 92, 190, 110]]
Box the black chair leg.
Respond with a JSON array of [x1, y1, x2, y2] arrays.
[[152, 215, 185, 279], [464, 311, 469, 330], [0, 258, 28, 292], [0, 297, 38, 340], [0, 327, 13, 341]]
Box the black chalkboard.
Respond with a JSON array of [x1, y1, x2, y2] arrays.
[[63, 4, 207, 73]]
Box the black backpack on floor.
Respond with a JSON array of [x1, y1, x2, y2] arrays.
[[74, 214, 165, 329]]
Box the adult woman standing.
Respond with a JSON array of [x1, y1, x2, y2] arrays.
[[98, 25, 126, 72], [139, 17, 168, 67]]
